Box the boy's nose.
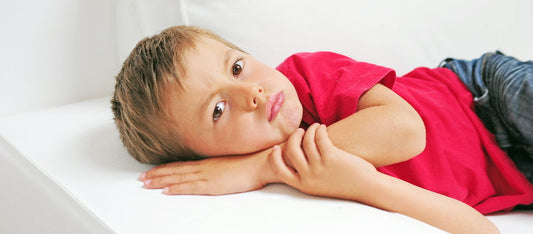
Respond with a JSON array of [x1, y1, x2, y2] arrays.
[[232, 83, 264, 111]]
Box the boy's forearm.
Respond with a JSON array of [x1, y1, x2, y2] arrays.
[[326, 84, 426, 168], [326, 105, 425, 168], [362, 172, 499, 234]]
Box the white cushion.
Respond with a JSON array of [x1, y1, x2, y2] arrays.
[[0, 98, 530, 233], [0, 98, 445, 233]]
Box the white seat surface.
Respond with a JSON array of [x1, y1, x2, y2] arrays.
[[0, 98, 531, 233]]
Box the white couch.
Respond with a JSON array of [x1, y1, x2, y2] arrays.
[[1, 0, 532, 233]]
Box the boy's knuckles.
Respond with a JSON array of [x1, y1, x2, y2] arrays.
[[145, 171, 158, 179], [186, 181, 201, 193], [154, 174, 189, 187], [165, 167, 176, 175], [169, 181, 202, 194], [284, 146, 298, 156], [287, 139, 300, 149], [170, 166, 186, 174], [302, 137, 316, 151], [282, 147, 297, 158], [173, 173, 188, 182], [156, 176, 174, 186], [151, 168, 173, 177], [289, 129, 304, 142]]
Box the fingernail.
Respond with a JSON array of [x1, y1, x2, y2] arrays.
[[163, 187, 169, 194], [139, 172, 146, 181], [144, 179, 152, 186]]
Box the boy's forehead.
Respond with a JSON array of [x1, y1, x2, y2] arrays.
[[171, 38, 226, 93], [174, 36, 243, 95], [193, 36, 227, 51], [184, 38, 235, 75]]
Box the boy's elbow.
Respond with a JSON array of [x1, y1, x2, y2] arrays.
[[408, 123, 426, 158], [400, 110, 426, 161]]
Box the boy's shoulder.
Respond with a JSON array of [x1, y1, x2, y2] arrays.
[[280, 51, 351, 64], [276, 51, 358, 76]]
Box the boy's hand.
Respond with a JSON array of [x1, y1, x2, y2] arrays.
[[269, 123, 378, 201], [271, 124, 499, 234], [140, 151, 277, 195]]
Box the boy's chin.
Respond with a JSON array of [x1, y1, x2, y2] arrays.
[[281, 108, 303, 133]]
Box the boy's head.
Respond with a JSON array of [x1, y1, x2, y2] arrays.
[[112, 25, 302, 164]]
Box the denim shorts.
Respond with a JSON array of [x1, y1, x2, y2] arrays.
[[439, 51, 533, 184]]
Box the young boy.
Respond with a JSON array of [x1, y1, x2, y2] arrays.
[[112, 25, 533, 233]]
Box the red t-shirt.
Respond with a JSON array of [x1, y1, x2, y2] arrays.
[[276, 51, 533, 214]]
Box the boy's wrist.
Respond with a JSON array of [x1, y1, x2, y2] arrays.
[[255, 146, 282, 185]]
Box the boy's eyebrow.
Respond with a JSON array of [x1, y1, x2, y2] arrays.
[[199, 49, 234, 123], [223, 49, 234, 71], [200, 91, 216, 122]]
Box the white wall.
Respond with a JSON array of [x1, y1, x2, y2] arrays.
[[3, 0, 533, 116], [117, 0, 533, 76], [0, 0, 119, 116]]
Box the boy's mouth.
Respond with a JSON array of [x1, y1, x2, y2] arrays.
[[267, 91, 285, 122]]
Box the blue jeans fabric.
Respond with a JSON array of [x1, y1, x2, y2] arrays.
[[439, 51, 533, 184]]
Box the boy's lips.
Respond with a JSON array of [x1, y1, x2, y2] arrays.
[[267, 91, 285, 122]]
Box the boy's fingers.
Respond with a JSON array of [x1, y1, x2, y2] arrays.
[[150, 161, 179, 170], [162, 180, 207, 195], [141, 162, 201, 181], [143, 172, 202, 189], [302, 123, 320, 165], [285, 128, 308, 171], [316, 124, 335, 156], [269, 145, 300, 186], [152, 160, 198, 169]]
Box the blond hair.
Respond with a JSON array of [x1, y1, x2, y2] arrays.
[[112, 25, 242, 164]]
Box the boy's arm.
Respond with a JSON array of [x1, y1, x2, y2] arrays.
[[141, 83, 425, 193], [270, 124, 499, 234], [141, 148, 278, 195], [326, 83, 426, 167]]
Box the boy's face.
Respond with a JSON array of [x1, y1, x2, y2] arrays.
[[166, 37, 303, 157]]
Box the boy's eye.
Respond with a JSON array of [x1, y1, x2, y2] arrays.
[[232, 60, 244, 77], [213, 101, 226, 121]]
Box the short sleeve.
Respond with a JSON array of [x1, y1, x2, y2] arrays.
[[276, 51, 396, 126]]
